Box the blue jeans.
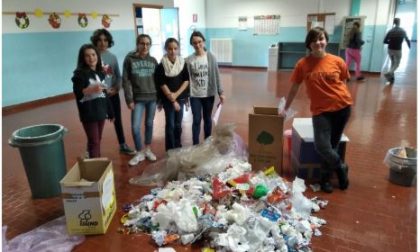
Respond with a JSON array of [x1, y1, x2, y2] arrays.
[[190, 96, 215, 145], [163, 99, 185, 151], [312, 106, 351, 175], [131, 101, 156, 151]]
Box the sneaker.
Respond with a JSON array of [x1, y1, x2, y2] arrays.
[[356, 76, 365, 81], [128, 152, 145, 166], [384, 72, 393, 79], [320, 182, 333, 193], [144, 148, 157, 161], [120, 144, 136, 155]]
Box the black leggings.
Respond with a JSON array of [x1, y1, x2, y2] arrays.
[[109, 93, 126, 145]]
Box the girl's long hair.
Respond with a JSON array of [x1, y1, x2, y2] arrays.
[[75, 44, 103, 72]]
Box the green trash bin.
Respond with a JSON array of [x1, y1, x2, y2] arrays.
[[9, 124, 68, 198]]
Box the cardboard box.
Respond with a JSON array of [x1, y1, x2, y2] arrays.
[[249, 106, 284, 173], [60, 158, 116, 235], [291, 118, 349, 181]]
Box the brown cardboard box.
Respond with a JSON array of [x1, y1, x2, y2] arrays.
[[248, 106, 284, 173], [60, 158, 116, 235]]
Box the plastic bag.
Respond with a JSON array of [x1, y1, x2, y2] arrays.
[[130, 123, 248, 186], [277, 97, 296, 121], [3, 216, 85, 252], [212, 103, 222, 125], [79, 74, 106, 103], [384, 147, 417, 171]]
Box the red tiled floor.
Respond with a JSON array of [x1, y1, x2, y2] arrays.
[[2, 43, 416, 251]]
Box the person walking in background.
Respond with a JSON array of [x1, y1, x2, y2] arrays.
[[345, 21, 365, 81], [383, 18, 411, 83], [122, 34, 158, 166], [90, 29, 136, 155], [155, 38, 190, 151], [72, 44, 114, 158], [284, 27, 352, 193], [186, 31, 225, 145]]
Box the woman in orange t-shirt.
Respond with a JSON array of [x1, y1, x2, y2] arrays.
[[284, 27, 352, 193]]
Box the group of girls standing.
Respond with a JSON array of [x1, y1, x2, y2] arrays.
[[71, 30, 224, 166]]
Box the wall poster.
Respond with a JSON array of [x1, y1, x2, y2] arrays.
[[253, 15, 280, 35]]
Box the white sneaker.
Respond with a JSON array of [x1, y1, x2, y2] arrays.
[[144, 148, 157, 161], [128, 152, 145, 166]]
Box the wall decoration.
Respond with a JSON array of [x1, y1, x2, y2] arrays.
[[3, 9, 119, 30], [238, 16, 248, 31], [306, 13, 336, 34], [34, 8, 43, 18], [48, 12, 61, 29], [15, 12, 30, 29], [102, 15, 112, 28], [91, 11, 98, 19], [253, 15, 280, 35], [78, 13, 88, 28], [63, 10, 71, 18]]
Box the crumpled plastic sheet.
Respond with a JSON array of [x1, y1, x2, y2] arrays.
[[129, 123, 248, 187], [3, 216, 85, 252]]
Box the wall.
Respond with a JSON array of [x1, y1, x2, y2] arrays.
[[204, 0, 351, 67], [174, 0, 206, 57], [203, 0, 397, 72], [2, 0, 173, 107]]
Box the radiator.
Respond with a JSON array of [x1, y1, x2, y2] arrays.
[[210, 38, 233, 64]]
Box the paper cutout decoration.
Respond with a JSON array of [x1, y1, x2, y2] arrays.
[[91, 11, 98, 19], [15, 12, 30, 29], [34, 8, 43, 18], [102, 14, 112, 28], [63, 10, 71, 18], [48, 12, 61, 29], [78, 13, 88, 28]]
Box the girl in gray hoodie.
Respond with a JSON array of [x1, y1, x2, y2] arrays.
[[122, 34, 158, 166]]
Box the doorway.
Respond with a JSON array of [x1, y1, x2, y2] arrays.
[[393, 0, 416, 71], [132, 4, 180, 61]]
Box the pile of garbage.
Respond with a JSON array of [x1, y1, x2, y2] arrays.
[[122, 124, 328, 251], [121, 161, 327, 251]]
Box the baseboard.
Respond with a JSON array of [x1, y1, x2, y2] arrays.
[[3, 93, 74, 116], [219, 65, 267, 71]]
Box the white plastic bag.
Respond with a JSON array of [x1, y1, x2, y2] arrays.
[[4, 216, 84, 252], [277, 97, 297, 121], [212, 103, 222, 125]]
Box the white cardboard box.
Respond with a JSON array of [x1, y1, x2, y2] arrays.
[[60, 158, 116, 235]]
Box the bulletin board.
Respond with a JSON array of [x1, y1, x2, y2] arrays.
[[307, 12, 335, 35], [340, 16, 366, 49]]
